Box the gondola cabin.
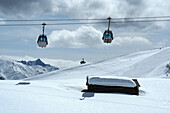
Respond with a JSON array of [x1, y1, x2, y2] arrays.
[[80, 58, 86, 64], [37, 34, 48, 48], [102, 30, 113, 43]]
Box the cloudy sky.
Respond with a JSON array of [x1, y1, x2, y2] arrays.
[[0, 0, 170, 62]]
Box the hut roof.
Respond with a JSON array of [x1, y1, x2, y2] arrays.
[[88, 76, 136, 88]]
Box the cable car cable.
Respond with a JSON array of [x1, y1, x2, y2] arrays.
[[1, 15, 170, 22], [1, 19, 170, 27], [110, 19, 170, 24], [112, 15, 170, 20], [0, 22, 108, 26], [0, 18, 107, 22]]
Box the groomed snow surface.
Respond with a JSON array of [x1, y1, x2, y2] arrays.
[[1, 47, 170, 113]]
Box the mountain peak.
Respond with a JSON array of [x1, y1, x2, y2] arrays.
[[19, 59, 47, 67], [0, 58, 59, 80], [35, 59, 46, 66]]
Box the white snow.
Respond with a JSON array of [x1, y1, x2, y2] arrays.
[[0, 78, 170, 113], [88, 76, 136, 87], [1, 47, 170, 113]]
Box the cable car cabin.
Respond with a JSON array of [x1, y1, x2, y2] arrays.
[[37, 34, 48, 48], [102, 30, 113, 43], [80, 58, 86, 64], [80, 60, 86, 64]]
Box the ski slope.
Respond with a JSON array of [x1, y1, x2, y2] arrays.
[[28, 47, 170, 80], [1, 47, 170, 113]]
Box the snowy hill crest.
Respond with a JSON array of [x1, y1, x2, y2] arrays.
[[27, 47, 170, 80]]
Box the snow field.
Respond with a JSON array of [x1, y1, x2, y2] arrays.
[[0, 78, 170, 113]]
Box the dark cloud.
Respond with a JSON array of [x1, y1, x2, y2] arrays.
[[125, 0, 143, 6], [0, 0, 169, 31], [122, 0, 145, 16], [52, 0, 170, 31], [0, 0, 53, 18]]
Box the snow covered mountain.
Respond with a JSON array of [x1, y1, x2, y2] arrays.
[[2, 55, 80, 69], [0, 57, 59, 80], [28, 47, 170, 80]]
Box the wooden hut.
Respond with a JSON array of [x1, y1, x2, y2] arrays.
[[84, 76, 140, 95]]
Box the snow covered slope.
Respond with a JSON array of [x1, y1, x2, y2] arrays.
[[0, 78, 170, 113], [28, 47, 170, 80], [1, 48, 170, 113], [0, 57, 58, 80]]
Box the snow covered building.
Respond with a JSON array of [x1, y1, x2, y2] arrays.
[[84, 76, 140, 95]]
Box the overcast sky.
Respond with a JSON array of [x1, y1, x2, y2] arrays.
[[0, 0, 170, 62]]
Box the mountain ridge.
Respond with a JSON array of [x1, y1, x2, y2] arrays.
[[0, 57, 59, 80]]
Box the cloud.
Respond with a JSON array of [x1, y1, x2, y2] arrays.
[[156, 39, 169, 47], [0, 0, 170, 49], [0, 0, 53, 18], [48, 26, 103, 48], [113, 36, 152, 46], [48, 25, 153, 48], [1, 0, 170, 19], [0, 0, 170, 30], [50, 0, 170, 19], [63, 0, 170, 30]]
